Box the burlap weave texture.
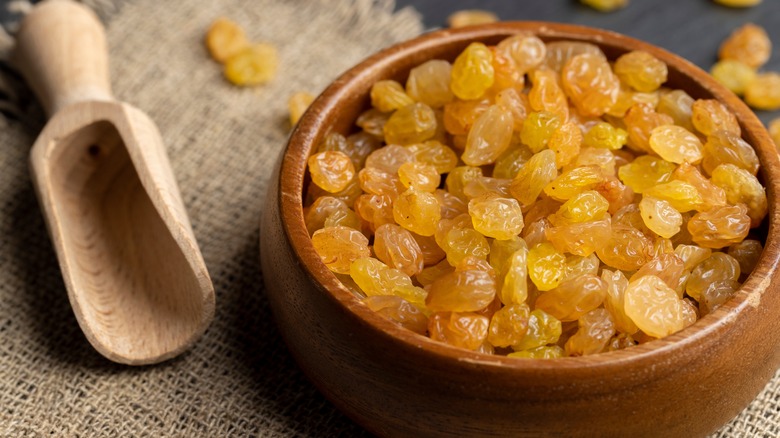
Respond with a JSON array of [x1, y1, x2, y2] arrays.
[[0, 0, 778, 436], [0, 0, 419, 435]]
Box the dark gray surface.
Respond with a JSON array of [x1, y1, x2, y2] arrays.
[[396, 0, 780, 124]]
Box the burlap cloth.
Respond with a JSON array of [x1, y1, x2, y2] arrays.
[[0, 0, 776, 436]]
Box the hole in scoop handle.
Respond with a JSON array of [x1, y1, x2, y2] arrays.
[[13, 0, 113, 117]]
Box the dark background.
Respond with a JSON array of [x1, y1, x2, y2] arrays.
[[395, 0, 780, 125]]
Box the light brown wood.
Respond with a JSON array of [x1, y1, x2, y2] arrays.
[[261, 23, 780, 436], [13, 0, 214, 365]]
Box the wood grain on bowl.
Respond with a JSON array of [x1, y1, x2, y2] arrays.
[[261, 23, 780, 437]]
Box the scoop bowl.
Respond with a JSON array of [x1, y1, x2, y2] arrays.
[[261, 22, 780, 437]]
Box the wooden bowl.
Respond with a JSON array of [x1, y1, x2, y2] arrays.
[[261, 22, 780, 437]]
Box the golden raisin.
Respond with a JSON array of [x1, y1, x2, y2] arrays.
[[602, 269, 638, 334], [527, 242, 566, 291], [565, 309, 615, 356], [462, 105, 514, 166], [288, 92, 315, 126], [427, 265, 496, 312], [687, 204, 751, 248], [450, 42, 495, 100], [491, 47, 525, 93], [710, 163, 767, 227], [535, 275, 607, 322], [549, 122, 583, 168], [608, 83, 660, 118], [624, 103, 674, 153], [416, 260, 454, 287], [580, 0, 629, 12], [412, 232, 447, 266], [308, 151, 356, 193], [614, 50, 668, 92], [443, 98, 491, 136], [468, 193, 525, 240], [728, 239, 763, 274], [428, 312, 490, 350], [463, 176, 512, 199], [509, 149, 558, 206], [364, 295, 428, 335], [205, 18, 249, 63], [508, 346, 564, 359], [304, 196, 361, 235], [443, 228, 490, 266], [488, 303, 531, 347], [446, 166, 484, 201], [513, 309, 562, 351], [383, 103, 438, 145], [657, 90, 695, 132], [744, 73, 780, 111], [406, 60, 454, 108], [630, 253, 686, 290], [714, 0, 762, 6], [691, 99, 741, 137], [618, 155, 675, 194], [521, 111, 562, 153], [672, 163, 727, 211], [572, 147, 617, 176], [528, 69, 568, 121], [701, 130, 759, 176], [543, 41, 604, 73], [624, 275, 686, 338], [562, 53, 620, 117], [583, 122, 627, 150], [497, 243, 530, 305], [311, 227, 370, 274], [710, 60, 756, 96], [373, 224, 425, 277], [224, 43, 278, 86], [648, 125, 703, 165], [497, 34, 547, 75], [544, 165, 605, 201], [371, 80, 415, 113], [397, 162, 441, 193], [643, 180, 703, 213], [596, 225, 654, 271], [686, 252, 741, 301], [494, 145, 533, 179], [356, 108, 390, 138], [545, 216, 612, 256], [393, 188, 442, 236], [639, 196, 683, 239], [549, 190, 609, 226], [358, 167, 404, 198], [447, 9, 499, 28], [719, 23, 771, 69]]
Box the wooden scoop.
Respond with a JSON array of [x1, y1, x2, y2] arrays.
[[12, 0, 215, 365]]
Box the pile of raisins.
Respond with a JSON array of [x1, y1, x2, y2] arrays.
[[303, 34, 767, 358]]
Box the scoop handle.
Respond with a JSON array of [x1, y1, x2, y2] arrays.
[[13, 0, 113, 117]]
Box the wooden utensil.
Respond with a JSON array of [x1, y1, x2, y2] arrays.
[[261, 22, 780, 436], [13, 0, 215, 365]]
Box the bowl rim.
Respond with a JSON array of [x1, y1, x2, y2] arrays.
[[277, 21, 780, 372]]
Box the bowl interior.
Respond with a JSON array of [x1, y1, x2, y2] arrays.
[[279, 22, 780, 368]]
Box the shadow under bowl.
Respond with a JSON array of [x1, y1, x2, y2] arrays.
[[261, 22, 780, 437]]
